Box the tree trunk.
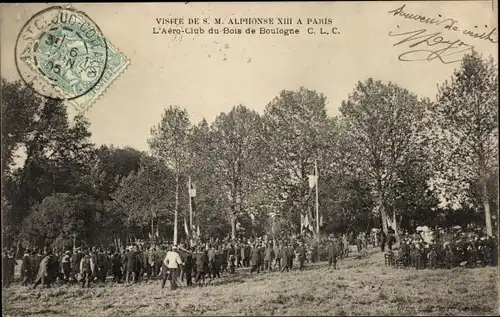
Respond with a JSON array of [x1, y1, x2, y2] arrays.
[[393, 207, 399, 243], [231, 215, 236, 240], [481, 175, 493, 237], [174, 173, 179, 245], [377, 196, 388, 234]]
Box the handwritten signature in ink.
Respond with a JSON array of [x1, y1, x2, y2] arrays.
[[389, 28, 474, 64]]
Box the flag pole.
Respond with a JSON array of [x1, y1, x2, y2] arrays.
[[188, 176, 193, 246], [315, 159, 320, 245]]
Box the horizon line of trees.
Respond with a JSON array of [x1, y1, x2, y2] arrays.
[[1, 51, 498, 250]]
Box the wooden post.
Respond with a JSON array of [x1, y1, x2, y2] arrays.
[[188, 176, 193, 246], [315, 159, 320, 246]]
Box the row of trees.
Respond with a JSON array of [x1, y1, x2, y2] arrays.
[[1, 52, 498, 250]]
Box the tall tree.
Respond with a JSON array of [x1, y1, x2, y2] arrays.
[[148, 106, 191, 244], [109, 155, 176, 242], [340, 78, 427, 235], [1, 78, 95, 245], [263, 87, 334, 232], [430, 52, 498, 236], [210, 105, 266, 239], [1, 78, 42, 176]]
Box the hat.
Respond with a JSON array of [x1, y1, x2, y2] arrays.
[[65, 250, 71, 255]]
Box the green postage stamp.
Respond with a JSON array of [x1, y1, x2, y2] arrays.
[[16, 6, 130, 112]]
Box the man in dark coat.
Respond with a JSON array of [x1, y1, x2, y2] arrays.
[[61, 250, 72, 283], [79, 251, 93, 288], [34, 249, 43, 275], [274, 243, 282, 271], [250, 244, 261, 274], [183, 247, 194, 286], [280, 244, 290, 272], [71, 248, 83, 283], [120, 249, 128, 282], [235, 243, 242, 268], [143, 246, 151, 279], [194, 246, 207, 286], [213, 246, 224, 278], [380, 230, 387, 252], [264, 243, 275, 272], [126, 246, 139, 284], [47, 251, 60, 286], [33, 250, 52, 289], [147, 246, 156, 279], [287, 244, 295, 270], [90, 247, 99, 282], [244, 244, 251, 267], [21, 250, 33, 286], [240, 244, 248, 267], [111, 250, 123, 283], [297, 242, 307, 271], [156, 246, 166, 277], [3, 251, 16, 288], [207, 244, 217, 278], [327, 239, 339, 269]]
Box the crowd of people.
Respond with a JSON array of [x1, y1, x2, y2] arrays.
[[383, 225, 498, 269], [1, 235, 350, 291], [2, 226, 497, 291]]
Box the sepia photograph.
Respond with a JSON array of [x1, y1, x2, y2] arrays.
[[1, 1, 498, 316]]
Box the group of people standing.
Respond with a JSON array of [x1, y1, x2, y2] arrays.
[[384, 226, 498, 270], [2, 235, 354, 291]]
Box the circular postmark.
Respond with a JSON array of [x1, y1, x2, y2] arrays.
[[15, 6, 108, 101]]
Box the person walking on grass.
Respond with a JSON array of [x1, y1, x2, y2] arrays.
[[327, 238, 339, 270], [33, 250, 52, 289], [249, 243, 261, 274], [161, 245, 183, 290], [79, 251, 93, 288], [297, 242, 307, 271]]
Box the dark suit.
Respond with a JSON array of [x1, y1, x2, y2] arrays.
[[328, 243, 339, 269], [264, 247, 274, 271], [250, 247, 261, 273], [126, 250, 138, 283], [297, 246, 307, 270], [21, 254, 32, 286]]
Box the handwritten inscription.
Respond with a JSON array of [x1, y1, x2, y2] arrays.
[[389, 27, 473, 64], [387, 4, 497, 64]]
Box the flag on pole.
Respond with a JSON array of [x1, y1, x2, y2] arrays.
[[308, 165, 318, 189], [184, 216, 190, 238], [190, 181, 196, 231]]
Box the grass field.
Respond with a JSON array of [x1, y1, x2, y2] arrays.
[[2, 249, 498, 316]]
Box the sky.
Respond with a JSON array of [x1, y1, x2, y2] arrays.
[[1, 1, 498, 153]]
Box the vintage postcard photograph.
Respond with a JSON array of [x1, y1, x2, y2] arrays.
[[1, 1, 498, 316]]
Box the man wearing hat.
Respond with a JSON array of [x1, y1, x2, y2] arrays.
[[280, 244, 291, 272], [194, 245, 207, 286], [264, 243, 275, 272], [327, 238, 338, 269], [126, 245, 139, 284], [207, 244, 216, 278], [33, 249, 52, 289], [61, 250, 72, 283], [21, 249, 33, 286], [249, 243, 261, 274], [79, 250, 93, 288], [162, 245, 183, 290], [297, 241, 307, 271], [71, 248, 83, 284]]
